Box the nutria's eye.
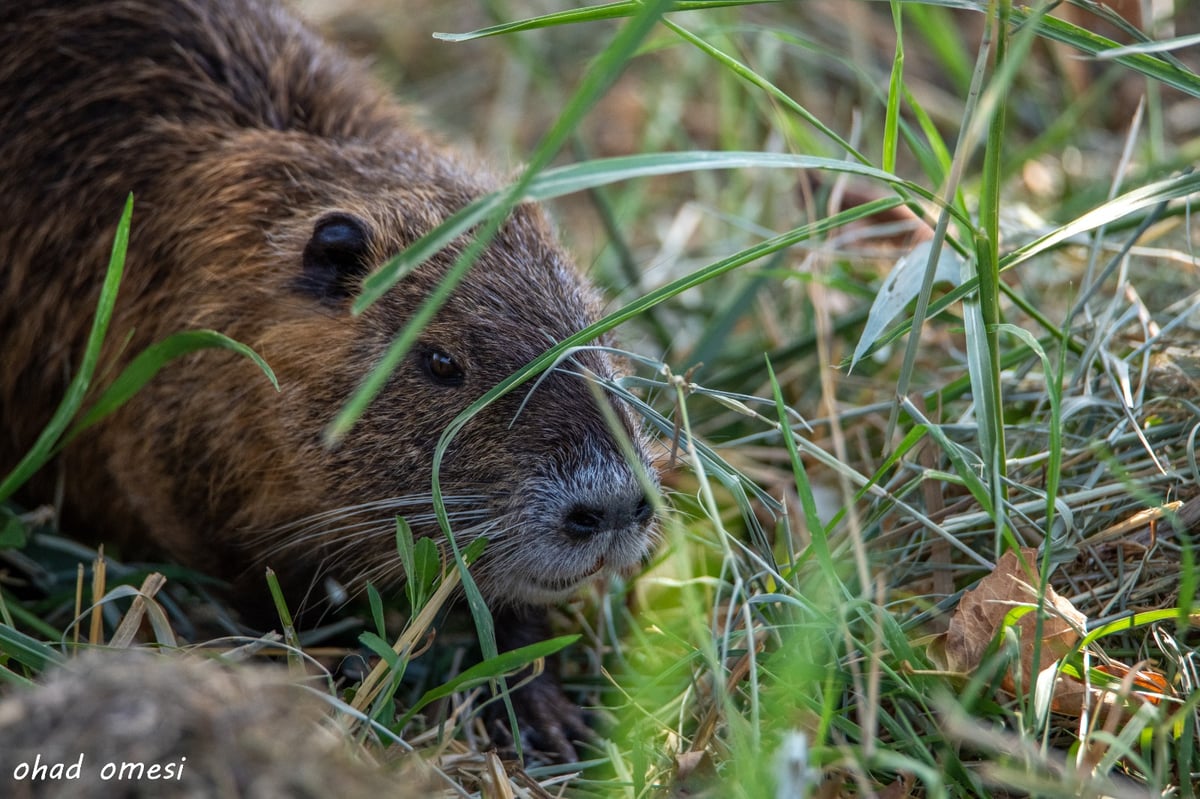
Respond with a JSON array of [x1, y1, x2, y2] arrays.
[[421, 348, 465, 387], [297, 212, 373, 302]]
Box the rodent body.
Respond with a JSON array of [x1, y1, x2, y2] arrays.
[[0, 0, 657, 757]]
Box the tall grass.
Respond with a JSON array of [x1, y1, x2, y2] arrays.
[[406, 1, 1199, 795], [3, 0, 1198, 796]]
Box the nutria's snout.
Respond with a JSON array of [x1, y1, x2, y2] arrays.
[[578, 493, 655, 533], [496, 446, 660, 605], [560, 472, 654, 540]]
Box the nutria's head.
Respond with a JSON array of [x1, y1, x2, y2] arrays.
[[123, 127, 659, 610]]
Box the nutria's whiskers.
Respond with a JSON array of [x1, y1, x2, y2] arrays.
[[252, 496, 493, 575], [258, 494, 488, 541]]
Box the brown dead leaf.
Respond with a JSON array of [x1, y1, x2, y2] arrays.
[[923, 631, 951, 672], [943, 548, 1087, 685], [1043, 669, 1090, 717], [928, 550, 1175, 729], [670, 749, 718, 798], [1093, 661, 1173, 706], [876, 772, 917, 799], [675, 750, 709, 782]]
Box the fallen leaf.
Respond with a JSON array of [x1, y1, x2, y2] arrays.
[[876, 772, 916, 799], [674, 749, 713, 783], [943, 548, 1086, 685], [1092, 660, 1172, 706], [931, 548, 1174, 722]]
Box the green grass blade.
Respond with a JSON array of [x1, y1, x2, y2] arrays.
[[66, 329, 278, 442], [996, 325, 1063, 535], [0, 195, 133, 503], [767, 357, 843, 594], [331, 0, 676, 449], [882, 2, 904, 174], [0, 623, 65, 673], [900, 401, 994, 520], [436, 1, 635, 40], [1015, 8, 1200, 98], [971, 1, 1011, 539], [434, 1, 778, 42], [395, 634, 579, 730], [1002, 170, 1200, 270], [354, 150, 953, 318]]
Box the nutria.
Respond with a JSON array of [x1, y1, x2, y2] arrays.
[[0, 651, 415, 798], [0, 0, 658, 759]]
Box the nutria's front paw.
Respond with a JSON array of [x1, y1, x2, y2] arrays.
[[486, 670, 594, 763], [488, 604, 598, 762]]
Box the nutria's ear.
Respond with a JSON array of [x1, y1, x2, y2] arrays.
[[298, 213, 373, 301]]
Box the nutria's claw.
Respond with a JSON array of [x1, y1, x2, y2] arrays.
[[487, 671, 596, 764], [483, 605, 600, 763]]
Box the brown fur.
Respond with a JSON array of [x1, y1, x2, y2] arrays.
[[0, 651, 414, 798], [0, 0, 658, 759]]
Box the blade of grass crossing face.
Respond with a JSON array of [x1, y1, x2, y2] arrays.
[[0, 195, 132, 503], [329, 0, 676, 445], [525, 152, 934, 206], [353, 151, 960, 321], [429, 198, 904, 491], [428, 200, 904, 447], [405, 0, 676, 758]]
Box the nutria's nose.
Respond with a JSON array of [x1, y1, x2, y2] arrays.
[[563, 492, 653, 539]]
